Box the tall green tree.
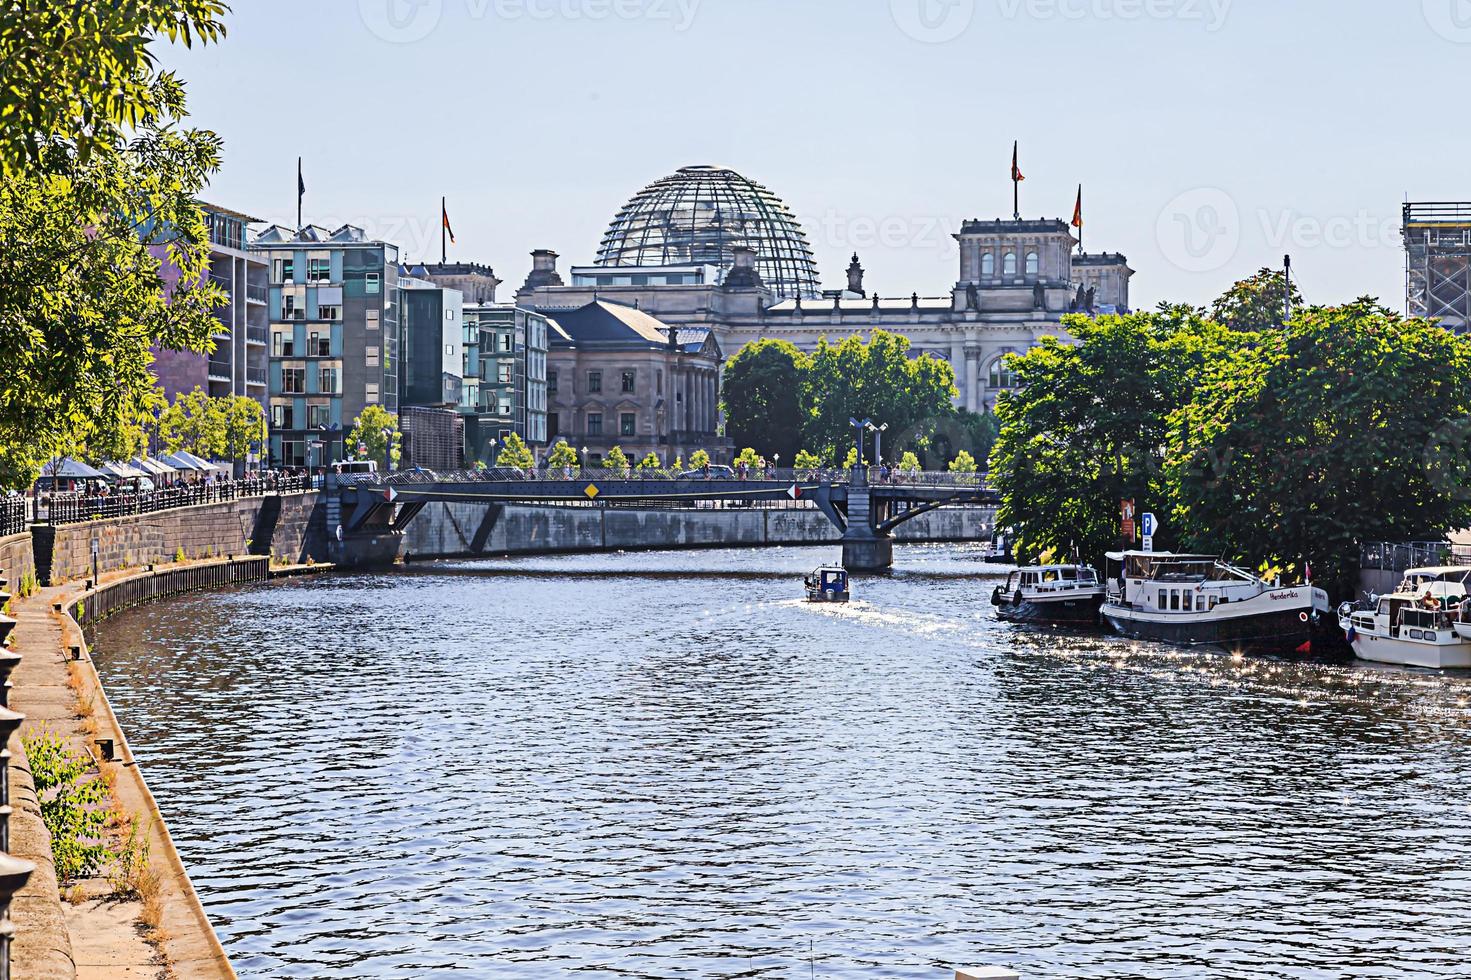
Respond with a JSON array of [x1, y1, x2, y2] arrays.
[[219, 395, 267, 467], [0, 1, 228, 489], [721, 339, 806, 462], [347, 405, 401, 469], [495, 432, 534, 469], [800, 330, 957, 462], [1166, 301, 1471, 600], [1210, 267, 1303, 332], [991, 312, 1243, 566], [158, 387, 222, 457]]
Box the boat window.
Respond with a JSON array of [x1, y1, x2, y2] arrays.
[[1043, 570, 1058, 582], [1209, 596, 1219, 610], [1158, 589, 1167, 609], [1023, 573, 1037, 586], [1170, 590, 1181, 611], [1183, 591, 1194, 612]]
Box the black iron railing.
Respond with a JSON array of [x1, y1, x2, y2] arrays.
[[0, 498, 22, 538], [39, 474, 311, 527]]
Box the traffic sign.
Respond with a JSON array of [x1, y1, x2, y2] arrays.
[[787, 484, 801, 499], [1142, 512, 1158, 538], [1142, 535, 1154, 553]]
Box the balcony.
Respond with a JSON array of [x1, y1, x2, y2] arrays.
[[245, 282, 268, 304], [246, 368, 267, 386], [246, 326, 268, 345], [208, 360, 232, 382]]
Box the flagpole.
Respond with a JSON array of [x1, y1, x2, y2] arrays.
[[297, 157, 302, 230], [441, 196, 446, 264]]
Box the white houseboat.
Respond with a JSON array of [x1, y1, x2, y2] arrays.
[[1340, 566, 1471, 669], [1101, 551, 1330, 654], [991, 565, 1105, 626]]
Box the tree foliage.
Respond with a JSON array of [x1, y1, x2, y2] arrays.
[[636, 452, 662, 471], [689, 449, 710, 471], [496, 432, 534, 470], [602, 446, 630, 471], [1166, 301, 1471, 599], [991, 311, 1244, 566], [547, 441, 578, 469], [721, 339, 806, 463], [0, 1, 229, 488], [347, 405, 401, 468], [794, 449, 822, 470], [1210, 267, 1303, 332]]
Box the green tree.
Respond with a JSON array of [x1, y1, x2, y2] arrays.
[[1210, 267, 1303, 332], [734, 447, 762, 470], [843, 446, 859, 469], [949, 450, 977, 473], [899, 451, 921, 473], [347, 405, 401, 469], [496, 432, 534, 470], [603, 446, 630, 471], [800, 330, 958, 463], [794, 449, 822, 470], [722, 339, 806, 462], [0, 2, 228, 488], [689, 449, 711, 471], [547, 441, 579, 470], [671, 456, 685, 474], [1167, 301, 1471, 600], [158, 387, 223, 458], [991, 311, 1244, 568], [219, 395, 267, 468], [636, 452, 662, 471]]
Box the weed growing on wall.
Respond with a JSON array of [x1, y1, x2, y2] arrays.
[[21, 728, 110, 881]]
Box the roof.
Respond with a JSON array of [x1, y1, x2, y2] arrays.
[[546, 299, 680, 346], [767, 296, 954, 313], [251, 223, 394, 248], [198, 200, 263, 223]]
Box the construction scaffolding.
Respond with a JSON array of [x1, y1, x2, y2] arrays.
[[1404, 202, 1471, 331]]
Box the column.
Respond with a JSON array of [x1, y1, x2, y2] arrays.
[[964, 348, 980, 414]]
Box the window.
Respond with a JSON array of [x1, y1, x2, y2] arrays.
[[365, 382, 379, 404], [366, 345, 379, 368], [548, 371, 558, 393], [1158, 589, 1167, 609], [365, 272, 380, 295], [988, 359, 1017, 389], [318, 305, 340, 321], [501, 334, 512, 352], [308, 403, 330, 429], [271, 404, 294, 429], [1183, 591, 1194, 612], [621, 413, 636, 437], [283, 294, 299, 320], [588, 412, 603, 436], [981, 253, 995, 276], [366, 309, 380, 331], [274, 257, 294, 283], [308, 258, 331, 282], [498, 363, 512, 384], [1025, 252, 1040, 276], [282, 367, 306, 394], [319, 366, 339, 393], [444, 344, 455, 356], [588, 370, 602, 393], [499, 396, 512, 416], [657, 370, 663, 395], [1003, 252, 1017, 276], [309, 331, 330, 357], [1170, 591, 1181, 611], [272, 329, 294, 357], [548, 412, 560, 439], [621, 370, 636, 393]]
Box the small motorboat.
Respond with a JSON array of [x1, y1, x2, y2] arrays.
[[1341, 566, 1471, 668], [805, 566, 850, 603], [991, 564, 1105, 626]]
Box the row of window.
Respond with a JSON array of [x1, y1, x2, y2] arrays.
[[1157, 588, 1220, 613], [271, 403, 334, 430], [581, 412, 639, 437], [551, 369, 649, 396], [979, 251, 1040, 277], [272, 258, 383, 291], [280, 365, 341, 395]]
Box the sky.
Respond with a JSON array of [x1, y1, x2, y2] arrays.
[[159, 0, 1471, 310]]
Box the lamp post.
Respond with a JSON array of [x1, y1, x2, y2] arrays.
[[848, 417, 871, 470], [869, 422, 888, 469], [488, 438, 499, 468], [381, 426, 393, 474]]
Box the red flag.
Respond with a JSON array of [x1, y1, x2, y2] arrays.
[[442, 202, 456, 245], [1071, 185, 1083, 229], [1011, 141, 1025, 183]]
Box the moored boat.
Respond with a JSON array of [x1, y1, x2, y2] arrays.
[[805, 566, 850, 603], [991, 564, 1105, 625], [1340, 566, 1471, 669], [1101, 551, 1330, 654]]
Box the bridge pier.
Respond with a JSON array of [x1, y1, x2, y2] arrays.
[[840, 473, 894, 571]]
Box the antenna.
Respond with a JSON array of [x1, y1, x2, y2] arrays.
[[1283, 254, 1292, 326]]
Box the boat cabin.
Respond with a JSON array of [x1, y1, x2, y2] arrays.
[[1397, 566, 1471, 602], [805, 566, 850, 602], [1105, 551, 1268, 614], [1002, 565, 1099, 597]]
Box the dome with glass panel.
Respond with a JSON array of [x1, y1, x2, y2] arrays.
[[595, 165, 821, 300]]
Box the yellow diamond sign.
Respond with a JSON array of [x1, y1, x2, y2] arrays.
[[584, 483, 600, 500]]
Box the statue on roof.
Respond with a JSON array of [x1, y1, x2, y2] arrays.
[[966, 283, 980, 311]]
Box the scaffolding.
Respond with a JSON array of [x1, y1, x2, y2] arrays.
[[1404, 202, 1471, 331]]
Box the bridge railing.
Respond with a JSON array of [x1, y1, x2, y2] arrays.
[[349, 467, 993, 488]]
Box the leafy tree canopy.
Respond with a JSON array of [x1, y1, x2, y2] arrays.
[[1210, 267, 1303, 332], [547, 441, 579, 469], [496, 432, 534, 470], [347, 406, 401, 468], [721, 339, 806, 463], [602, 446, 630, 471]]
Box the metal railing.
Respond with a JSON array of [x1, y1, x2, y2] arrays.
[[1359, 541, 1467, 572], [244, 282, 268, 304], [0, 498, 22, 538], [358, 467, 992, 488], [39, 474, 311, 526]]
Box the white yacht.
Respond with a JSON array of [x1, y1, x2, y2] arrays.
[[991, 565, 1105, 626], [1340, 566, 1471, 669], [1101, 551, 1330, 653]]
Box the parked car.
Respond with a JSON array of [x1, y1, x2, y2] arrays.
[[677, 465, 737, 480]]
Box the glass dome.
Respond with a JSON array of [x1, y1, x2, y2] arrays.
[[596, 165, 821, 300]]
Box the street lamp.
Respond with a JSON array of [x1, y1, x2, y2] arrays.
[[868, 421, 889, 468], [381, 426, 393, 474], [488, 438, 499, 467], [848, 417, 872, 470]]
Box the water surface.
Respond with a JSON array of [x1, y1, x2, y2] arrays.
[[90, 545, 1471, 978]]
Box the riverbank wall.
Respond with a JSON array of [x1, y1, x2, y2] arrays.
[[402, 501, 994, 561], [11, 560, 270, 978]]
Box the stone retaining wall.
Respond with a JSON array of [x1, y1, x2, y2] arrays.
[[404, 502, 994, 561], [0, 530, 35, 590]]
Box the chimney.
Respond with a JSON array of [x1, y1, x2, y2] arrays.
[[847, 252, 865, 297], [722, 244, 765, 290], [520, 248, 564, 293]]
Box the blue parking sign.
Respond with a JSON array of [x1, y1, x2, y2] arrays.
[[1142, 513, 1157, 538]]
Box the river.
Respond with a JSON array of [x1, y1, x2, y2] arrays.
[[88, 544, 1471, 979]]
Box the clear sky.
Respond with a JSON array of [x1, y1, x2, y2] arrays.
[[160, 0, 1470, 310]]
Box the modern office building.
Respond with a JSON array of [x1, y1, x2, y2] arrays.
[[398, 272, 464, 409], [461, 304, 550, 462], [251, 224, 401, 468], [152, 201, 271, 411], [545, 299, 726, 465], [517, 164, 1134, 413]]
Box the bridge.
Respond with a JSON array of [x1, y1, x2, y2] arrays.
[[328, 468, 999, 569]]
